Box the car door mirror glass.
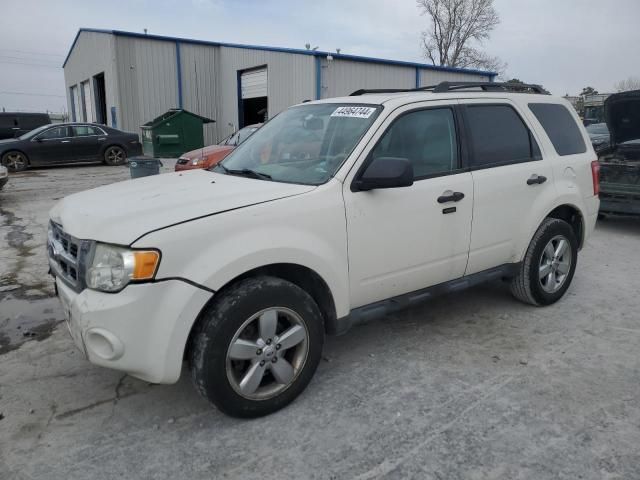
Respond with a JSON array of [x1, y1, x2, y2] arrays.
[[354, 156, 414, 191]]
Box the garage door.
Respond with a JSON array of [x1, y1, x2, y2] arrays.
[[241, 68, 268, 99]]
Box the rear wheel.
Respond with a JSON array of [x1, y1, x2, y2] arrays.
[[1, 151, 28, 172], [104, 146, 126, 166], [511, 218, 578, 306], [189, 276, 324, 418]]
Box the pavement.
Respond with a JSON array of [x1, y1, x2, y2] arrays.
[[1, 162, 640, 480]]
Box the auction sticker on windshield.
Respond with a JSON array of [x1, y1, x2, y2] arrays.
[[331, 106, 377, 118]]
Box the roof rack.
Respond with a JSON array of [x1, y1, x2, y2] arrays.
[[350, 81, 549, 96]]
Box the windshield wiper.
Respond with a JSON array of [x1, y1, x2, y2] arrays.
[[222, 166, 272, 180]]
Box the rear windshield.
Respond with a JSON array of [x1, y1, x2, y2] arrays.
[[529, 103, 587, 156]]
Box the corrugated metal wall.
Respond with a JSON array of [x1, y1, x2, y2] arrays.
[[179, 43, 219, 144], [114, 36, 179, 135], [65, 31, 494, 147], [322, 59, 415, 98], [216, 47, 315, 140], [63, 31, 118, 124], [419, 68, 490, 86]]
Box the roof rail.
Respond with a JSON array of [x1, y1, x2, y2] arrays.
[[350, 81, 549, 96]]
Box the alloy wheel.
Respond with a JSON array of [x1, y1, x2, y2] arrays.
[[106, 147, 124, 164], [539, 234, 572, 293], [4, 152, 26, 171], [226, 307, 309, 400]]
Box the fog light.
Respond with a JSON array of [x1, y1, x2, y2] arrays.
[[85, 328, 124, 360]]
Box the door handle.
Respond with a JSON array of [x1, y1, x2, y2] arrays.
[[437, 190, 465, 203], [527, 174, 547, 185], [61, 140, 71, 143]]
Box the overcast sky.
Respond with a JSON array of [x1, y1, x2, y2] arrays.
[[1, 0, 639, 113]]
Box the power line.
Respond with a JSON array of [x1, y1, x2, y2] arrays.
[[0, 91, 66, 98], [0, 48, 65, 58], [0, 60, 61, 68], [0, 54, 61, 63]]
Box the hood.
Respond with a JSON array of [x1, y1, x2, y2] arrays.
[[182, 144, 234, 160], [50, 170, 315, 245], [0, 138, 20, 148], [605, 90, 640, 146]]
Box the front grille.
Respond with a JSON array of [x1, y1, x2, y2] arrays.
[[48, 222, 87, 292]]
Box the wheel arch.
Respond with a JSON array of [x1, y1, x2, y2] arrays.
[[545, 203, 585, 249], [185, 262, 338, 360]]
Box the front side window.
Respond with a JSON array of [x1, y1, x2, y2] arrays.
[[529, 103, 587, 156], [465, 104, 540, 167], [218, 104, 382, 185], [37, 126, 69, 140], [371, 108, 459, 179]]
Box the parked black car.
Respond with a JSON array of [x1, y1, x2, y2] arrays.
[[0, 123, 142, 171], [0, 112, 51, 139]]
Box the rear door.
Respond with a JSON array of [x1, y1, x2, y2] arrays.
[[71, 125, 104, 161], [461, 100, 555, 275], [29, 126, 75, 165]]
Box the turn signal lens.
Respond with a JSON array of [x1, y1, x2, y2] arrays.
[[132, 251, 160, 280]]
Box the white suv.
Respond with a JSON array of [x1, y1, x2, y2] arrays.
[[48, 82, 600, 417]]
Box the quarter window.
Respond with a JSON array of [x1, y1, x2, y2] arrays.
[[465, 105, 540, 167], [371, 108, 459, 179], [529, 103, 587, 156]]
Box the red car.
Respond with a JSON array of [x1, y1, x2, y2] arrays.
[[175, 124, 261, 171]]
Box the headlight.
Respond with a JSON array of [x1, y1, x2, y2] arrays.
[[191, 157, 203, 165], [86, 243, 160, 292]]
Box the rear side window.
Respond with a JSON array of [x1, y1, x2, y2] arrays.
[[465, 105, 540, 167], [529, 103, 586, 156], [73, 125, 101, 136]]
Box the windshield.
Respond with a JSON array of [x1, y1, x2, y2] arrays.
[[586, 123, 609, 135], [19, 124, 53, 140], [216, 104, 382, 185]]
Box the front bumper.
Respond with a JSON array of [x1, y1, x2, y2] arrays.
[[57, 277, 212, 383]]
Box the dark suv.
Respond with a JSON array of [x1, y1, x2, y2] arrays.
[[0, 112, 51, 139]]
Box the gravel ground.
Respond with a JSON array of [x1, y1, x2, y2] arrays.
[[1, 163, 639, 480]]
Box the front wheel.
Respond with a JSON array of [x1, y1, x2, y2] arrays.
[[189, 276, 324, 418], [1, 151, 28, 172], [104, 146, 126, 166], [511, 218, 578, 306]]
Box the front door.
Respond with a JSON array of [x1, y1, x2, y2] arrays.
[[344, 102, 474, 309], [29, 126, 75, 165]]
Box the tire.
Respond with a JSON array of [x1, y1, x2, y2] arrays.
[[189, 276, 324, 418], [103, 146, 126, 166], [510, 218, 578, 306], [1, 151, 28, 172]]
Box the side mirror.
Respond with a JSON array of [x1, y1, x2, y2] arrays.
[[352, 156, 414, 192]]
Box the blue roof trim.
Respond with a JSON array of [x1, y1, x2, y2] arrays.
[[63, 28, 498, 78]]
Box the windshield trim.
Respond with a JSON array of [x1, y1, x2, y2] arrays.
[[214, 102, 384, 186]]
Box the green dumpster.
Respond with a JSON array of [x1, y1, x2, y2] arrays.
[[141, 109, 215, 158]]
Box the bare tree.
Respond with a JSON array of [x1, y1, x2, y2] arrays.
[[614, 76, 640, 92], [417, 0, 505, 74]]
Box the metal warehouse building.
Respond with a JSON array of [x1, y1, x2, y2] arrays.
[[63, 28, 496, 144]]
